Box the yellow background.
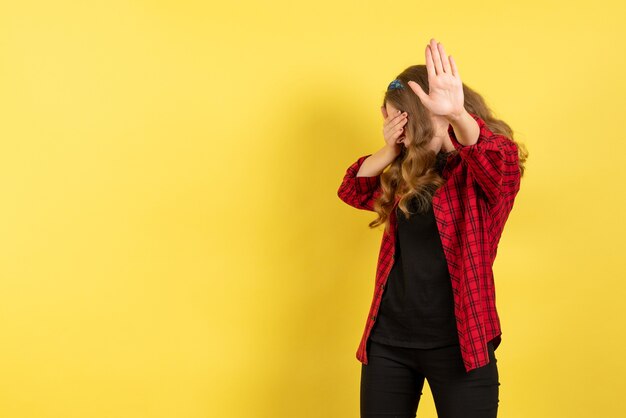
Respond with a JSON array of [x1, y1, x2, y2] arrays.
[[1, 1, 625, 417]]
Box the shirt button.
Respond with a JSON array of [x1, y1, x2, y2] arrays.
[[371, 315, 377, 321], [380, 283, 385, 290]]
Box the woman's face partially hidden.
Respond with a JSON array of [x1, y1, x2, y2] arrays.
[[385, 102, 438, 147], [384, 102, 447, 153], [384, 102, 409, 145]]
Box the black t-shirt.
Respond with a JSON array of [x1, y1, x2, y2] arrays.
[[369, 152, 459, 348]]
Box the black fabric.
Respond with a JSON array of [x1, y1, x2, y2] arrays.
[[360, 339, 499, 418], [369, 151, 459, 349]]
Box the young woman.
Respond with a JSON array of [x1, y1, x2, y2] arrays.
[[337, 38, 528, 418]]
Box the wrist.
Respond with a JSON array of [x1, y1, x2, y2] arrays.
[[445, 107, 468, 124], [384, 143, 401, 158]]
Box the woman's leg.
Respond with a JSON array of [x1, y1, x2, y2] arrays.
[[360, 340, 425, 418], [421, 341, 500, 418]]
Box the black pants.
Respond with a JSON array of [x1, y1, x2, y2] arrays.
[[360, 339, 499, 418]]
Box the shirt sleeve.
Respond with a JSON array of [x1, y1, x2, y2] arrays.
[[337, 154, 382, 212], [447, 113, 519, 206]]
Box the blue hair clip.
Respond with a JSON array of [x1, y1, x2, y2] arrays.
[[387, 79, 404, 90]]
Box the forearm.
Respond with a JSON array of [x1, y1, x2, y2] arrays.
[[356, 145, 399, 177], [446, 108, 480, 147]]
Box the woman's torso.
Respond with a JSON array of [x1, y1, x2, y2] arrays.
[[369, 152, 460, 348]]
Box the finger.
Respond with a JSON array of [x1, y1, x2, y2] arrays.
[[425, 45, 436, 79], [386, 118, 407, 140], [437, 42, 451, 74], [392, 115, 408, 130], [449, 55, 460, 79], [383, 111, 406, 128], [429, 38, 443, 75], [408, 80, 426, 100], [393, 125, 405, 139], [384, 114, 407, 131], [383, 109, 399, 125], [390, 113, 407, 129], [408, 81, 431, 109]]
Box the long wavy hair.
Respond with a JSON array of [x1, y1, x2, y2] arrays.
[[369, 64, 528, 234]]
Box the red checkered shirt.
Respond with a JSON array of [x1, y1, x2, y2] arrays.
[[337, 113, 522, 372]]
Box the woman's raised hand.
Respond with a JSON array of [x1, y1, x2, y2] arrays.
[[380, 105, 408, 153], [407, 38, 465, 120]]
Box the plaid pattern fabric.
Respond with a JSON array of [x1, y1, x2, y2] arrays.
[[337, 113, 522, 373]]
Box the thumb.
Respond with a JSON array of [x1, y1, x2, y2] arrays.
[[407, 80, 430, 106]]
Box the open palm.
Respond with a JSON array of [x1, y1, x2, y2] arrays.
[[407, 38, 465, 118]]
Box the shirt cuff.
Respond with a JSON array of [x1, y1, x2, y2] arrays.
[[447, 112, 490, 155], [352, 154, 381, 194]]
